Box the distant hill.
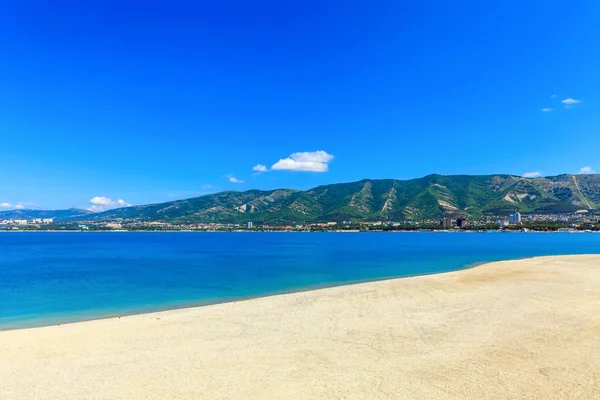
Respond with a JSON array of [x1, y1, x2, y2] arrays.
[[78, 174, 600, 224], [0, 208, 92, 221]]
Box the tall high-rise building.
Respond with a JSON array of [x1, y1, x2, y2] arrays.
[[439, 217, 453, 228], [508, 212, 522, 224], [247, 222, 253, 229]]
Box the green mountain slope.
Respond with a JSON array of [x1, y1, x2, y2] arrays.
[[78, 174, 599, 224]]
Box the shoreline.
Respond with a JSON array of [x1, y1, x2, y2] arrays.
[[0, 254, 588, 332], [2, 229, 599, 233], [2, 254, 599, 399]]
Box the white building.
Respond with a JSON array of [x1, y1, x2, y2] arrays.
[[508, 212, 522, 224], [247, 222, 253, 229], [42, 218, 54, 224]]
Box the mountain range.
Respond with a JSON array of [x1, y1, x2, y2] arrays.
[[4, 173, 596, 224], [0, 208, 92, 221]]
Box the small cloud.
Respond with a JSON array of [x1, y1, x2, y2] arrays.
[[270, 150, 334, 172], [562, 97, 581, 105], [523, 171, 542, 178], [540, 108, 554, 112], [87, 196, 131, 212], [226, 174, 244, 184], [0, 202, 31, 210], [252, 164, 268, 173], [201, 184, 213, 190], [90, 196, 113, 206], [579, 166, 596, 175], [550, 94, 557, 99]]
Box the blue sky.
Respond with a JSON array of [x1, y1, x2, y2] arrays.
[[1, 1, 599, 211]]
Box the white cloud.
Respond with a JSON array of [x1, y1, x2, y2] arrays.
[[562, 97, 581, 105], [87, 196, 131, 212], [0, 202, 30, 210], [550, 94, 557, 99], [270, 150, 334, 172], [540, 108, 553, 112], [252, 164, 268, 173], [201, 184, 213, 190], [226, 174, 244, 184], [579, 166, 596, 175], [90, 196, 113, 206], [523, 171, 542, 178]]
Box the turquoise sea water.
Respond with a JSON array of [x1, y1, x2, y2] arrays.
[[1, 232, 599, 330]]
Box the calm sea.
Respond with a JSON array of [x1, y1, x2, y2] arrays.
[[1, 232, 599, 329]]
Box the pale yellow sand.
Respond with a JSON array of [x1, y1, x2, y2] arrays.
[[1, 255, 600, 399]]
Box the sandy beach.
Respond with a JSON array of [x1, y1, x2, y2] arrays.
[[1, 255, 599, 399]]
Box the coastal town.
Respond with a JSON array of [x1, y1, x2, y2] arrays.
[[2, 211, 599, 232]]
